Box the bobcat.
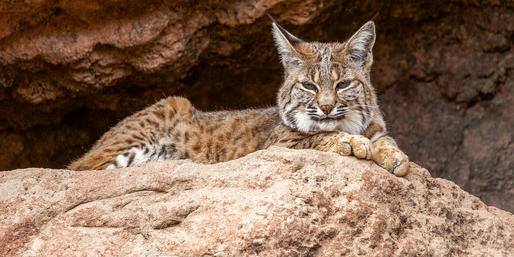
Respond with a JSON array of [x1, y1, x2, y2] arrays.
[[69, 18, 409, 176]]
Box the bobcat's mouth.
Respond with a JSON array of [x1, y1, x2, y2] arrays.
[[311, 115, 345, 121]]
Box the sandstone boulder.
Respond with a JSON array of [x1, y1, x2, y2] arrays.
[[1, 147, 512, 256]]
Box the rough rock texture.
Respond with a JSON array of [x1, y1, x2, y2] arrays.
[[0, 0, 512, 212], [0, 148, 512, 256]]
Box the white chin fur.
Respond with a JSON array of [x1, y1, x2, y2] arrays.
[[293, 111, 365, 134], [336, 110, 365, 135], [294, 112, 319, 132]]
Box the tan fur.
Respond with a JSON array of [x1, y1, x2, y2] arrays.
[[69, 97, 279, 170], [69, 20, 409, 176]]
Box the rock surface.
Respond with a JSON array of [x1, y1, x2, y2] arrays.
[[0, 0, 512, 211], [1, 147, 512, 256]]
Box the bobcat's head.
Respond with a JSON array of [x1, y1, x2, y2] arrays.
[[272, 18, 378, 134]]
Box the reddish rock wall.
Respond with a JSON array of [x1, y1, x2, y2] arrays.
[[0, 0, 512, 211]]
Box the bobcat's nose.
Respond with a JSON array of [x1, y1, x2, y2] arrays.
[[320, 104, 334, 114]]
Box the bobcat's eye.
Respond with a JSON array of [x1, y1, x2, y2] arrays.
[[348, 54, 361, 63], [301, 82, 318, 92], [335, 81, 351, 91]]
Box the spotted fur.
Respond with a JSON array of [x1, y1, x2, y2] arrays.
[[69, 19, 409, 176]]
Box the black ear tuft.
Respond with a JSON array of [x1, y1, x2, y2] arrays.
[[266, 14, 304, 46]]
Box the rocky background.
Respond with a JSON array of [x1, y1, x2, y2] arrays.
[[0, 0, 512, 212]]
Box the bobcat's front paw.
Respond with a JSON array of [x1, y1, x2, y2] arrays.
[[319, 133, 372, 160], [372, 146, 409, 176]]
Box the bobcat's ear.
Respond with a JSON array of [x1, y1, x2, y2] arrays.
[[344, 21, 376, 66], [268, 15, 305, 69]]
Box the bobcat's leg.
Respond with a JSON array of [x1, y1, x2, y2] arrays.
[[371, 136, 409, 176], [267, 125, 407, 176], [106, 142, 181, 170], [268, 128, 373, 160], [68, 96, 192, 170]]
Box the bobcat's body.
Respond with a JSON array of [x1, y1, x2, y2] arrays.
[[70, 18, 410, 176], [71, 98, 279, 170]]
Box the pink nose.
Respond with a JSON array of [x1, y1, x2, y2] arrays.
[[320, 105, 334, 114]]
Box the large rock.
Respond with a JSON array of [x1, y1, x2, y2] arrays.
[[0, 0, 512, 211], [1, 147, 512, 256]]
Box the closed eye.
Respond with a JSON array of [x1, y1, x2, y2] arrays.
[[335, 80, 352, 91], [301, 82, 319, 92]]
